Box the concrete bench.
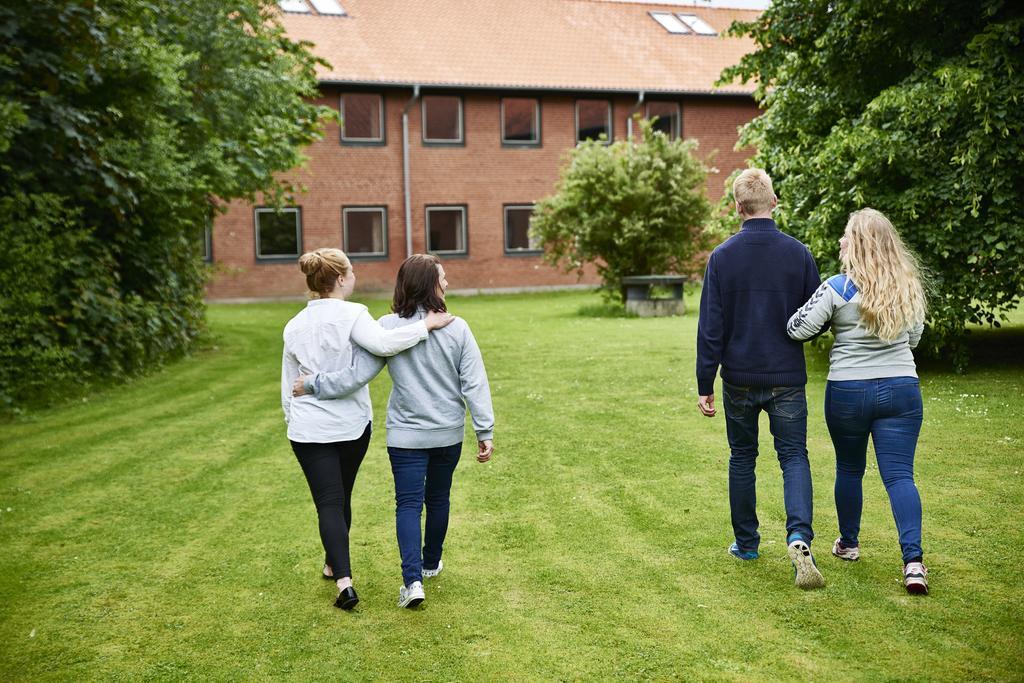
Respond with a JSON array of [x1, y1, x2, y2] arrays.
[[622, 275, 686, 317]]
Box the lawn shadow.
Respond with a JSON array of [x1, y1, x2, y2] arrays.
[[576, 302, 638, 318], [919, 324, 1024, 373]]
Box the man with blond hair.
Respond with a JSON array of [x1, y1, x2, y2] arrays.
[[696, 168, 825, 589]]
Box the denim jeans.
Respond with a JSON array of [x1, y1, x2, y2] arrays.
[[825, 377, 924, 563], [722, 382, 814, 552], [388, 443, 462, 586]]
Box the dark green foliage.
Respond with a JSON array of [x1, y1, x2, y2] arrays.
[[530, 119, 713, 302], [0, 0, 331, 409], [720, 0, 1024, 367]]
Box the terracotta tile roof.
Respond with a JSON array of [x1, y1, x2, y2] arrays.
[[279, 0, 761, 95]]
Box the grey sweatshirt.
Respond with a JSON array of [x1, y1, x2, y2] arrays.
[[787, 274, 924, 381], [308, 309, 494, 448]]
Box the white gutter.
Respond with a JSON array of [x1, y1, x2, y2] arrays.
[[402, 85, 421, 258]]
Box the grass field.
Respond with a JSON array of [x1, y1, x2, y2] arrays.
[[1, 289, 1022, 681]]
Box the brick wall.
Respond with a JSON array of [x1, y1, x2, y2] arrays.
[[207, 88, 760, 299]]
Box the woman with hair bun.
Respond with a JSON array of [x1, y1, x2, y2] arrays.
[[282, 248, 453, 610], [787, 208, 930, 594], [294, 254, 494, 610]]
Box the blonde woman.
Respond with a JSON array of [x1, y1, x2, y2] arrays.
[[787, 209, 929, 594], [281, 248, 452, 610]]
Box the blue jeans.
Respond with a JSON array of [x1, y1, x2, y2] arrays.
[[825, 378, 924, 563], [388, 443, 462, 586], [723, 382, 814, 552]]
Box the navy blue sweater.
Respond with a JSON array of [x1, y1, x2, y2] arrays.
[[696, 218, 821, 395]]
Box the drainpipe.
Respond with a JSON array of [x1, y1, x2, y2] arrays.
[[402, 85, 421, 259], [627, 90, 646, 141]]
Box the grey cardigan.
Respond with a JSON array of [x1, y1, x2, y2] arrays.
[[308, 310, 494, 448], [787, 274, 923, 381]]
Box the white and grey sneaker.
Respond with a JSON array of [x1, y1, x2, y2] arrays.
[[903, 562, 928, 595], [398, 581, 425, 608], [788, 539, 826, 589], [832, 538, 860, 561], [422, 560, 444, 579]]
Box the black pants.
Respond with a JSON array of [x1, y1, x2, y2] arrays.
[[290, 423, 371, 579]]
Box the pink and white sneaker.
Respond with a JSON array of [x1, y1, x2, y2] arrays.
[[903, 561, 929, 595]]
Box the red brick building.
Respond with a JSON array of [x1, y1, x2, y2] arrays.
[[207, 0, 763, 299]]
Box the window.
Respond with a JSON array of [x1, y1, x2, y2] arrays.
[[201, 219, 213, 262], [340, 94, 384, 143], [255, 207, 301, 260], [576, 100, 612, 143], [278, 0, 310, 12], [650, 11, 690, 33], [426, 206, 467, 255], [501, 98, 540, 145], [677, 14, 716, 35], [646, 101, 681, 140], [309, 0, 345, 16], [504, 205, 540, 254], [343, 207, 387, 257], [422, 96, 463, 144]]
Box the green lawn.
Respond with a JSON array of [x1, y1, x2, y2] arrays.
[[1, 290, 1022, 681]]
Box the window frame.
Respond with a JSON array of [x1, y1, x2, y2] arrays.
[[575, 99, 613, 145], [425, 205, 469, 256], [645, 101, 682, 140], [342, 206, 389, 260], [339, 93, 386, 146], [254, 206, 302, 262], [503, 204, 541, 256], [421, 95, 465, 146], [500, 97, 542, 147]]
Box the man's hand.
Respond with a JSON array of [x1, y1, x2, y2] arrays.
[[698, 394, 716, 417], [292, 375, 312, 397], [477, 440, 493, 463]]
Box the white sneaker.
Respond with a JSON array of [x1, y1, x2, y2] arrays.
[[832, 538, 860, 561], [398, 581, 425, 608], [422, 560, 443, 579], [788, 539, 825, 589], [903, 562, 928, 595]]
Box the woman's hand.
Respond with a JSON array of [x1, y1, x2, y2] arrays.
[[477, 440, 493, 463], [292, 375, 312, 397], [425, 310, 455, 331]]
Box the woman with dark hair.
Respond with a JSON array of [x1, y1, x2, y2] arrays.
[[282, 249, 453, 611], [295, 254, 494, 609]]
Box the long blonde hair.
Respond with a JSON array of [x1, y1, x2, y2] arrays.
[[842, 208, 926, 341], [298, 248, 351, 298]]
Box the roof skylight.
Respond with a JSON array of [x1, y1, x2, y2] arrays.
[[650, 11, 691, 34], [309, 0, 346, 16], [278, 0, 310, 12], [677, 14, 717, 35]]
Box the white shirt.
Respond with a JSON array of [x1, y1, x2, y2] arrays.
[[281, 298, 428, 443]]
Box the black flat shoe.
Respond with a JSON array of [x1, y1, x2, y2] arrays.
[[335, 586, 359, 611]]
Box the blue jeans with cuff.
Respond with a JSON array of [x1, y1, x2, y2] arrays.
[[825, 377, 924, 563], [723, 382, 814, 553], [388, 443, 462, 587]]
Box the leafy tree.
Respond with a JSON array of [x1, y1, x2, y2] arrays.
[[720, 0, 1024, 367], [0, 0, 331, 409], [531, 119, 712, 301]]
